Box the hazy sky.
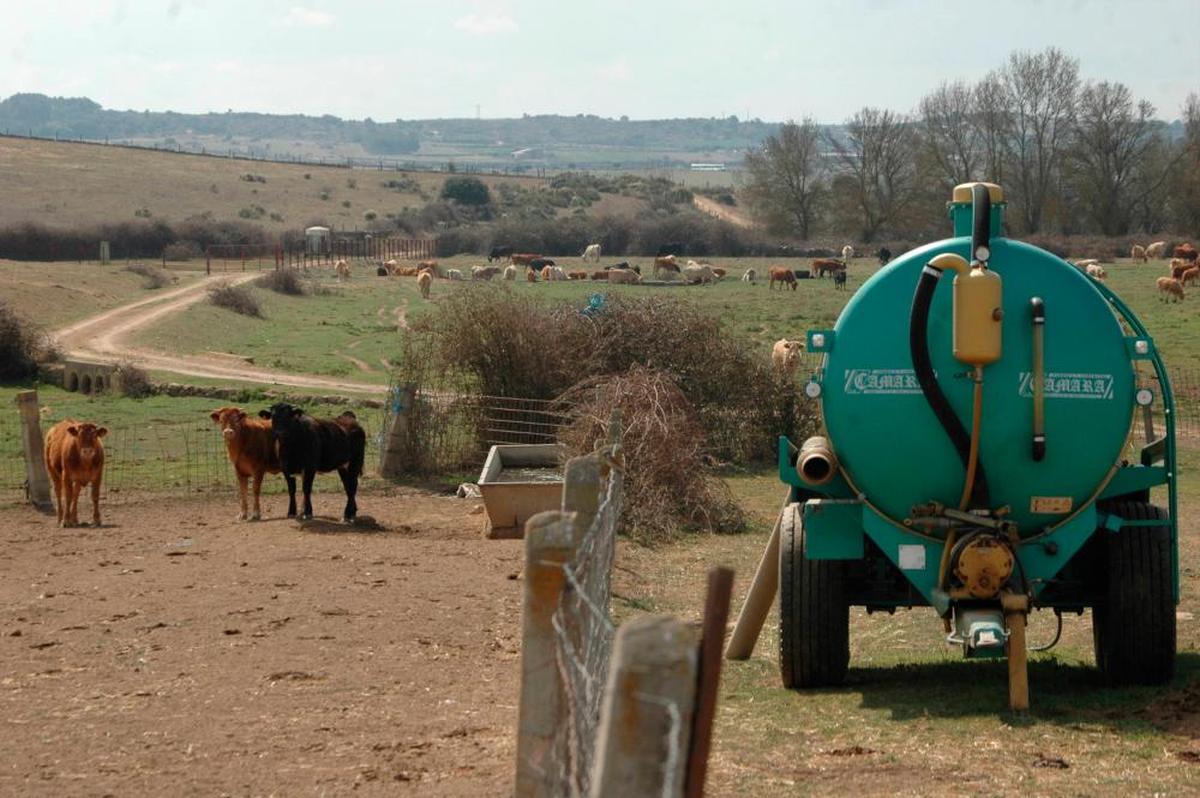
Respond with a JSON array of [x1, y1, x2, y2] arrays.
[[4, 0, 1197, 122]]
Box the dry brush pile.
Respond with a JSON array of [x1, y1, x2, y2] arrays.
[[397, 288, 814, 540]]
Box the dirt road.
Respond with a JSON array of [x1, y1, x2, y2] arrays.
[[54, 273, 386, 395], [0, 488, 520, 796]]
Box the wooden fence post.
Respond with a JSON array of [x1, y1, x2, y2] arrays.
[[378, 384, 417, 478], [15, 391, 53, 512], [515, 510, 580, 797], [590, 615, 699, 798]]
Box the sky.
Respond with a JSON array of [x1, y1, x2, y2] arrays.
[[3, 0, 1197, 123]]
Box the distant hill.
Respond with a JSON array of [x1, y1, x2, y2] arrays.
[[0, 93, 778, 169]]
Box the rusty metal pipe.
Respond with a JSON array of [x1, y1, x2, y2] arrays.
[[797, 436, 838, 486]]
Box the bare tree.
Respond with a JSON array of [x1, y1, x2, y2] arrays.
[[1167, 93, 1200, 235], [742, 119, 826, 239], [826, 107, 918, 241], [1002, 48, 1080, 232], [972, 71, 1011, 184], [918, 80, 982, 188], [1067, 81, 1171, 235]]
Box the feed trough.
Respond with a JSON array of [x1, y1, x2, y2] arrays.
[[477, 443, 566, 539]]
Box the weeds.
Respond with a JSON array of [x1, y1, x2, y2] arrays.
[[0, 302, 53, 380], [255, 269, 306, 296], [124, 262, 171, 289], [113, 359, 153, 398], [207, 282, 263, 318]]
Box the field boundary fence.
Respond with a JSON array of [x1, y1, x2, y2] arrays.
[[1, 390, 386, 508], [203, 236, 435, 274]]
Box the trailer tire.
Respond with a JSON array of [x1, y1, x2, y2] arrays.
[[779, 503, 849, 688], [1092, 500, 1175, 686]]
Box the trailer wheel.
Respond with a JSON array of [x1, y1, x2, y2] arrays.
[[1092, 500, 1175, 686], [779, 503, 849, 688]]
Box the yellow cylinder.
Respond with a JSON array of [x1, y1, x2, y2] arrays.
[[953, 267, 1003, 366], [797, 436, 838, 485]]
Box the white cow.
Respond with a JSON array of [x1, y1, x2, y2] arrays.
[[552, 266, 568, 281], [503, 265, 517, 280], [446, 269, 464, 281], [682, 264, 716, 284], [334, 259, 350, 281], [841, 245, 855, 261], [772, 339, 804, 376], [742, 268, 757, 283], [582, 243, 601, 263]]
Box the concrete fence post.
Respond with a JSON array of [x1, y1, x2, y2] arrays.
[[378, 384, 417, 478], [515, 509, 580, 797], [15, 391, 53, 512], [590, 615, 699, 798]]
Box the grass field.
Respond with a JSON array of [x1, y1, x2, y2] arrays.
[[0, 137, 554, 231]]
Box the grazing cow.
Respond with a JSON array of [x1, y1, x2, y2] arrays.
[[772, 339, 804, 376], [44, 419, 107, 528], [792, 269, 812, 280], [334, 259, 350, 281], [540, 265, 555, 281], [655, 242, 683, 257], [526, 269, 538, 283], [418, 270, 432, 299], [1146, 241, 1167, 259], [529, 257, 556, 270], [1085, 264, 1107, 281], [1175, 243, 1198, 262], [488, 245, 514, 262], [472, 265, 500, 281], [711, 267, 727, 279], [608, 269, 641, 285], [504, 265, 517, 280], [1181, 266, 1200, 287], [1157, 276, 1185, 302], [210, 407, 280, 521], [841, 245, 855, 261], [769, 267, 797, 291], [654, 255, 680, 279], [446, 269, 464, 281], [1170, 259, 1190, 280], [878, 247, 892, 266], [742, 268, 757, 283], [591, 270, 610, 281], [833, 269, 848, 290], [396, 266, 419, 277], [1130, 244, 1147, 262], [383, 259, 398, 274], [258, 403, 366, 522], [682, 264, 716, 284], [610, 261, 633, 270], [581, 244, 601, 263], [812, 258, 846, 278], [418, 259, 439, 271], [568, 270, 588, 280], [511, 253, 541, 267]]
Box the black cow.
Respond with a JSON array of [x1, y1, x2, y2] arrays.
[[259, 403, 366, 522], [488, 246, 514, 262], [655, 242, 683, 257], [878, 247, 892, 266], [528, 257, 556, 269], [609, 261, 640, 274], [833, 269, 848, 290]]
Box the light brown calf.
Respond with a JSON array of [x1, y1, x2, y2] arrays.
[[44, 419, 107, 528], [210, 407, 281, 521]]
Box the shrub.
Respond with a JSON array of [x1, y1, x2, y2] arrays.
[[238, 205, 266, 220], [269, 212, 285, 222], [113, 359, 153, 398], [124, 262, 170, 289], [346, 178, 357, 189], [240, 173, 267, 183], [441, 176, 491, 206], [319, 189, 332, 201], [382, 177, 422, 193], [363, 209, 378, 221], [134, 207, 152, 218], [0, 301, 49, 380], [207, 282, 263, 318], [254, 268, 305, 296], [558, 369, 746, 542], [341, 200, 352, 208], [161, 241, 202, 261]]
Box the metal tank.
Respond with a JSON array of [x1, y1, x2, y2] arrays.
[[727, 182, 1178, 711]]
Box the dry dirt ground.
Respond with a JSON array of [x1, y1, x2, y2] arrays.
[[0, 487, 522, 797]]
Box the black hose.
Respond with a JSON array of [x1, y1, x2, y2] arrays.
[[909, 265, 991, 508], [972, 183, 992, 263]]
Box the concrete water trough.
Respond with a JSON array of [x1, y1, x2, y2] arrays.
[[477, 443, 566, 539]]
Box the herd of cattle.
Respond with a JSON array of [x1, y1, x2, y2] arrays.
[[42, 404, 368, 529]]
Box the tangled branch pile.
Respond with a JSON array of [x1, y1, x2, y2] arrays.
[[558, 369, 745, 543]]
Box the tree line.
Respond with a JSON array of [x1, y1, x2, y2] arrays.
[[744, 48, 1198, 242]]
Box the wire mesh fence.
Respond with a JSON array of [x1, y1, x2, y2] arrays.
[[0, 410, 385, 508], [550, 447, 623, 796]]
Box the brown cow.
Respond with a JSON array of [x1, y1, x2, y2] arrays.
[[511, 253, 541, 266], [654, 255, 680, 279], [568, 270, 588, 280], [44, 419, 107, 528], [1181, 266, 1200, 287], [1174, 243, 1198, 262], [711, 267, 727, 279], [210, 407, 281, 521], [812, 258, 846, 278], [769, 267, 797, 291], [591, 270, 610, 281], [1157, 276, 1185, 302], [526, 268, 538, 283]]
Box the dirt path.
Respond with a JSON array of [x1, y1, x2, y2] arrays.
[[53, 274, 385, 395], [0, 488, 520, 796], [693, 195, 757, 229]]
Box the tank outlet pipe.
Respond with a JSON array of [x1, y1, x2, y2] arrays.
[[797, 437, 838, 485], [910, 253, 991, 510], [1030, 297, 1046, 461]]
